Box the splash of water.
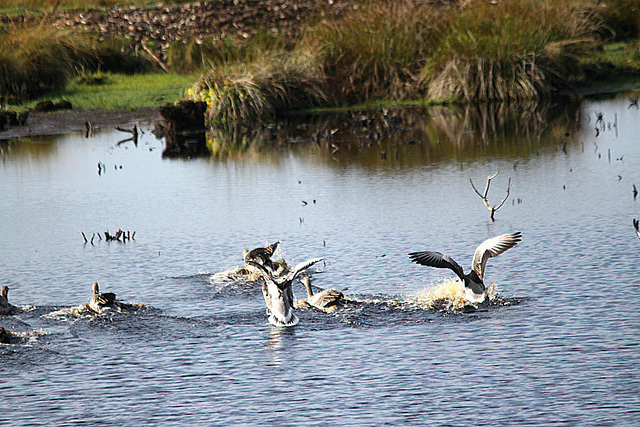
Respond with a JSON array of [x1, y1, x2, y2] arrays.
[[412, 278, 499, 311]]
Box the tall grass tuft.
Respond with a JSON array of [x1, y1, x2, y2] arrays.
[[0, 23, 148, 101], [424, 0, 604, 101], [188, 52, 328, 122], [166, 32, 285, 74], [304, 0, 447, 103], [0, 24, 91, 99]]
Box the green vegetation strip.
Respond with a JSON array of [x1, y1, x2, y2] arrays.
[[19, 72, 198, 111]]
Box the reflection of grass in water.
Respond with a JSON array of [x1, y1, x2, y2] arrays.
[[414, 278, 499, 311]]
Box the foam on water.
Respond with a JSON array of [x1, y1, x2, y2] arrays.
[[412, 278, 500, 311]]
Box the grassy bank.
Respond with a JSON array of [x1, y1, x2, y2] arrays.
[[189, 0, 640, 121], [17, 72, 198, 111], [2, 0, 640, 120]]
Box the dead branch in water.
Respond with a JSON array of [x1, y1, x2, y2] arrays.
[[469, 171, 511, 221], [82, 229, 136, 245]]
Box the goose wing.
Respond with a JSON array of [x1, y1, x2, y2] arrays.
[[408, 251, 464, 281], [283, 258, 323, 283], [471, 232, 522, 280], [634, 219, 640, 239]]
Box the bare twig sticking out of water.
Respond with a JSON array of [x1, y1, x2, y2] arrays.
[[116, 125, 139, 146], [469, 171, 511, 221], [82, 230, 135, 245]]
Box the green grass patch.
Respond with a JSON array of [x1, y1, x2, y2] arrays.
[[15, 72, 198, 110]]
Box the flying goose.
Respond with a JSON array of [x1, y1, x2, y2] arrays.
[[88, 282, 120, 313], [634, 219, 640, 239], [0, 286, 17, 315], [409, 232, 522, 303], [246, 257, 323, 327], [301, 277, 346, 310]]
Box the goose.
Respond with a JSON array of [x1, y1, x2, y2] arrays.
[[409, 232, 522, 303], [301, 277, 347, 310], [634, 219, 640, 239], [0, 286, 17, 315], [243, 241, 280, 274], [88, 282, 120, 313], [246, 257, 323, 327]]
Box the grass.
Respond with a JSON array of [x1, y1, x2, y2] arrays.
[[166, 31, 286, 74], [423, 0, 604, 101], [302, 0, 447, 103], [0, 22, 149, 102], [188, 52, 328, 121], [15, 72, 198, 110], [3, 0, 640, 119]]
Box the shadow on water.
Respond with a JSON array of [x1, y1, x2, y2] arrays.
[[203, 99, 582, 166]]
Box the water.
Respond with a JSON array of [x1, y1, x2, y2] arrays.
[[1, 96, 639, 425]]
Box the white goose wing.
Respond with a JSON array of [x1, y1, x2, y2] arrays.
[[471, 232, 522, 280], [283, 258, 323, 283], [408, 251, 465, 281]]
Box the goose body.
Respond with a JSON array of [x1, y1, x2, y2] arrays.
[[409, 232, 522, 303], [88, 282, 119, 313], [246, 257, 323, 327], [634, 219, 640, 239], [0, 286, 17, 315], [301, 277, 346, 310]]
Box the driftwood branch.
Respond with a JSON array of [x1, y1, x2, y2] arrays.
[[469, 171, 511, 221], [142, 44, 169, 73]]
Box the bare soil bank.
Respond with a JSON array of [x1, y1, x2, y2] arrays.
[[0, 108, 161, 140]]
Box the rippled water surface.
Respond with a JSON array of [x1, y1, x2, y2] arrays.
[[1, 96, 640, 425]]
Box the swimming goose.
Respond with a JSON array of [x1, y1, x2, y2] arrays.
[[0, 286, 17, 315], [634, 219, 640, 239], [246, 257, 323, 327], [409, 232, 522, 303], [301, 277, 347, 310], [88, 282, 119, 313], [243, 241, 280, 274]]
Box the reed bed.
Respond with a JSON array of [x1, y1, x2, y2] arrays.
[[302, 0, 447, 103], [188, 52, 328, 122], [424, 0, 603, 101], [0, 22, 147, 101]]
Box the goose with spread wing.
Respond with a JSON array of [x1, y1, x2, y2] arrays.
[[301, 277, 346, 310], [246, 257, 323, 327], [634, 219, 640, 239], [409, 232, 522, 303], [88, 282, 120, 313]]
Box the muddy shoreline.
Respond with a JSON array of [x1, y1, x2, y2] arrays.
[[0, 108, 162, 140]]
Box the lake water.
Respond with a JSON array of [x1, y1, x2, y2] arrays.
[[1, 95, 639, 425]]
